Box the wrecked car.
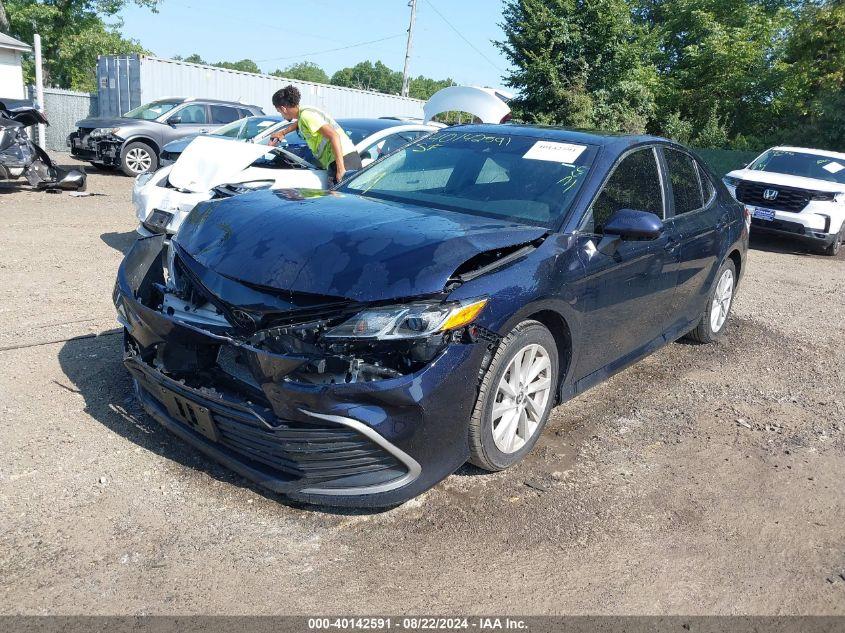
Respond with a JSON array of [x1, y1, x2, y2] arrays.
[[133, 120, 437, 237], [68, 97, 264, 176], [0, 102, 86, 191], [114, 125, 747, 507]]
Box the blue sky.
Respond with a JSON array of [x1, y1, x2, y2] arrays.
[[118, 0, 512, 90]]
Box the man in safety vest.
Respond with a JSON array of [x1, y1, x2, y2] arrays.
[[268, 85, 362, 184]]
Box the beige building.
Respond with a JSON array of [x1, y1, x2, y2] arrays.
[[0, 33, 31, 100]]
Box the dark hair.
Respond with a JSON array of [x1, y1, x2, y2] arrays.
[[272, 85, 301, 108]]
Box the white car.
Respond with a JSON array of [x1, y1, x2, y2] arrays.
[[133, 84, 514, 237], [134, 120, 437, 237], [724, 146, 845, 256]]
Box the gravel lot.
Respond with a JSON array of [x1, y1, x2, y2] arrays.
[[1, 157, 844, 615]]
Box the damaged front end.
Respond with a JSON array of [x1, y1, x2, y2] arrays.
[[115, 235, 497, 506]]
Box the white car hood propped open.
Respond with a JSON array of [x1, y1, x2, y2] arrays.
[[167, 135, 285, 192], [423, 86, 512, 124]]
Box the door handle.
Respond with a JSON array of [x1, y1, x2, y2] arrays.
[[199, 128, 209, 134], [664, 235, 680, 253]]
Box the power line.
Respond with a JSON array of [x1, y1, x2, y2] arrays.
[[255, 33, 406, 63], [165, 0, 347, 45], [422, 0, 504, 75]]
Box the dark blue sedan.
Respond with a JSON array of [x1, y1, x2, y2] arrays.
[[114, 124, 748, 507]]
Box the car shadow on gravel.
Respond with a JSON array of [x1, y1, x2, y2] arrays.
[[101, 230, 138, 256], [57, 330, 384, 517]]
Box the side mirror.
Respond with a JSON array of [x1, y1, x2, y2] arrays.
[[360, 150, 372, 161], [166, 115, 182, 125], [604, 208, 663, 240], [597, 209, 663, 255]]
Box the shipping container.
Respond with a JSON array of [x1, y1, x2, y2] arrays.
[[97, 55, 425, 120]]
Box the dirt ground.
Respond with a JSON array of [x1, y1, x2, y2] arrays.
[[1, 157, 843, 616]]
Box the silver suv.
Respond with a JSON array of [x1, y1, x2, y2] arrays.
[[68, 97, 264, 176]]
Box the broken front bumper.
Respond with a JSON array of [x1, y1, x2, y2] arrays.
[[114, 236, 486, 507], [68, 131, 121, 166]]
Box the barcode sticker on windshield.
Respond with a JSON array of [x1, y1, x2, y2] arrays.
[[524, 141, 586, 164], [823, 161, 844, 174]]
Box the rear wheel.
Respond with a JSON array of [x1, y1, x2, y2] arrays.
[[120, 141, 157, 176], [468, 320, 559, 471], [686, 259, 736, 344]]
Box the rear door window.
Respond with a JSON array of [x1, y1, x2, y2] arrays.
[[210, 105, 241, 125], [176, 104, 208, 124], [665, 148, 704, 215], [582, 148, 664, 234]]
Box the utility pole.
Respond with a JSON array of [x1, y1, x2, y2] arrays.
[[401, 0, 417, 98], [33, 33, 45, 145]]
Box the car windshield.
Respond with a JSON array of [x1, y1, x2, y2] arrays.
[[213, 117, 280, 140], [748, 149, 845, 185], [123, 100, 181, 120], [340, 131, 596, 227]]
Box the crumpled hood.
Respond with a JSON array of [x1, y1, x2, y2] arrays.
[[174, 189, 547, 303], [727, 169, 845, 193], [167, 135, 275, 192], [75, 117, 136, 129]]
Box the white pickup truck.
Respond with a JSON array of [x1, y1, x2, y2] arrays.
[[723, 146, 845, 256]]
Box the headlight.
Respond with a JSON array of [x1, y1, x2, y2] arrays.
[[324, 298, 488, 340], [213, 180, 276, 197], [723, 176, 740, 187], [90, 127, 120, 138], [135, 172, 155, 187]]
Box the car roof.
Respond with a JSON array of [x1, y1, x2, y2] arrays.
[[155, 97, 262, 110], [336, 118, 414, 134], [768, 146, 845, 161], [450, 123, 666, 149]]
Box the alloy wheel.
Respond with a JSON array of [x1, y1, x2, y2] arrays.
[[491, 343, 552, 454], [710, 268, 734, 333], [125, 147, 152, 173]]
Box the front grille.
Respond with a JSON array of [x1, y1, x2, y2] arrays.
[[736, 181, 811, 213], [213, 414, 402, 481], [135, 368, 405, 484]]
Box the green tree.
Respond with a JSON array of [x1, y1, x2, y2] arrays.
[[272, 62, 330, 84], [5, 0, 158, 91], [408, 75, 453, 100], [214, 58, 261, 74], [644, 0, 792, 147], [496, 0, 657, 132], [173, 53, 207, 64], [774, 0, 845, 150], [331, 60, 403, 94]]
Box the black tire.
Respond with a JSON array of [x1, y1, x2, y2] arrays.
[[120, 141, 157, 177], [686, 258, 737, 344], [821, 226, 843, 256], [468, 320, 559, 471]]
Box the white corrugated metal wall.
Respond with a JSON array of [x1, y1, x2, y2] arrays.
[[103, 55, 425, 119]]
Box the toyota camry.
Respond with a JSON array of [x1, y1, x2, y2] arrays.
[[113, 124, 747, 507]]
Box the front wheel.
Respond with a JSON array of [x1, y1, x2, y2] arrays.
[[120, 141, 157, 177], [468, 320, 559, 471], [686, 259, 737, 344], [821, 226, 843, 256]]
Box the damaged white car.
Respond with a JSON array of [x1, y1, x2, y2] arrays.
[[134, 120, 437, 236], [133, 85, 513, 237]]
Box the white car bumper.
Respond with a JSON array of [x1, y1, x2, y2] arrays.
[[133, 166, 214, 236]]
